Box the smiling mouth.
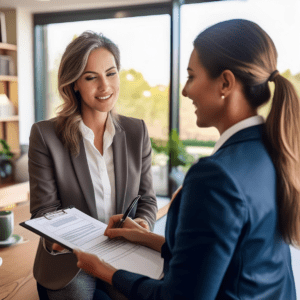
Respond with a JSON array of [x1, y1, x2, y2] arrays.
[[96, 94, 112, 100]]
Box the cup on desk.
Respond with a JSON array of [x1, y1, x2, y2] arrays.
[[0, 210, 14, 241]]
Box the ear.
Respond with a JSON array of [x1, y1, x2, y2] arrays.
[[220, 70, 236, 97]]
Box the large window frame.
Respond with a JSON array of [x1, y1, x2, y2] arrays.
[[33, 0, 220, 196]]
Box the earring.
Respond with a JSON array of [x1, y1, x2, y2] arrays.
[[221, 95, 225, 100]]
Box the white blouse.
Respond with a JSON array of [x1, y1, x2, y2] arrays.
[[79, 113, 116, 224]]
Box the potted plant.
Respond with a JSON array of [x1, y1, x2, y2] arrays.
[[151, 130, 194, 194], [167, 129, 194, 190], [0, 139, 14, 184], [151, 138, 169, 195]]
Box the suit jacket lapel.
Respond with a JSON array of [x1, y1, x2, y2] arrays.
[[71, 139, 97, 218], [112, 126, 128, 214]]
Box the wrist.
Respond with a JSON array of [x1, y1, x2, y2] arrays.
[[139, 231, 155, 247], [105, 268, 117, 285]]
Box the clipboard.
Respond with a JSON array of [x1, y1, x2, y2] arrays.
[[19, 206, 164, 279], [19, 206, 75, 252]]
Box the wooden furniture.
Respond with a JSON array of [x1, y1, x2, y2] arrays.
[[0, 201, 39, 300], [0, 42, 19, 156], [0, 42, 19, 189]]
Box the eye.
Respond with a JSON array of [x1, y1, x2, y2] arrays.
[[85, 76, 96, 81], [187, 75, 194, 81], [107, 72, 117, 77]]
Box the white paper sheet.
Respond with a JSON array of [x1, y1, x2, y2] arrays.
[[22, 207, 164, 279]]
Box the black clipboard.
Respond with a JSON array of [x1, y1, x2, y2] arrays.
[[19, 206, 75, 252]]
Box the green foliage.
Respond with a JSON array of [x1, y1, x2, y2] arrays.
[[117, 69, 169, 138], [167, 129, 194, 167], [151, 130, 195, 167], [0, 139, 14, 160], [150, 138, 166, 154], [182, 139, 216, 147]]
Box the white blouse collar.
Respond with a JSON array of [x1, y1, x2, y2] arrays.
[[211, 115, 265, 155]]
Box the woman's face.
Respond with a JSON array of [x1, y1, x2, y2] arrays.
[[75, 47, 120, 115], [182, 49, 224, 128]]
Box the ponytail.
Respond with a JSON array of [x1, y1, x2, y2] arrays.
[[266, 74, 300, 246]]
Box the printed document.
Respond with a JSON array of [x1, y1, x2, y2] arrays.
[[20, 207, 164, 279]]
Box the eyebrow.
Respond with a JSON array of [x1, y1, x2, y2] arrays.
[[82, 66, 117, 75], [187, 67, 193, 71]]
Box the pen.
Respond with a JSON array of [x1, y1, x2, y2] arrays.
[[114, 195, 141, 228]]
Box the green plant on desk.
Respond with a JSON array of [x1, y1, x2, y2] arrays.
[[167, 129, 194, 168], [151, 130, 194, 168], [151, 130, 194, 191], [0, 139, 14, 180]]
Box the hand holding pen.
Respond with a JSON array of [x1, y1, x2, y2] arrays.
[[113, 195, 141, 228]]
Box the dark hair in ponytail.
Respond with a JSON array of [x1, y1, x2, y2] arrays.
[[194, 19, 300, 246]]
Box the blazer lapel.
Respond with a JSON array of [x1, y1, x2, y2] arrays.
[[112, 126, 128, 214], [71, 139, 97, 218]]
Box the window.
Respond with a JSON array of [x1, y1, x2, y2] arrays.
[[180, 0, 300, 172]]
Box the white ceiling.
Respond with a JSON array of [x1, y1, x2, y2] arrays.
[[1, 0, 169, 13]]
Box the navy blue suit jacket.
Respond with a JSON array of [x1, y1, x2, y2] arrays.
[[113, 125, 296, 299]]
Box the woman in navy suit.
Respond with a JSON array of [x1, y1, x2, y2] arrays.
[[69, 19, 299, 299]]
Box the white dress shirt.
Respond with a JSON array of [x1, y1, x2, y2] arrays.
[[79, 113, 116, 224], [211, 115, 265, 155]]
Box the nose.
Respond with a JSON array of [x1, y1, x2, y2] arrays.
[[98, 77, 109, 91], [182, 84, 187, 97]]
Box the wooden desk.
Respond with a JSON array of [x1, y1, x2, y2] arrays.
[[0, 201, 39, 300]]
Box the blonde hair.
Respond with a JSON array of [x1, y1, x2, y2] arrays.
[[194, 19, 300, 246], [55, 31, 120, 156]]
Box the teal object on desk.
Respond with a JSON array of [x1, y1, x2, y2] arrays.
[[0, 234, 23, 247], [0, 210, 13, 241]]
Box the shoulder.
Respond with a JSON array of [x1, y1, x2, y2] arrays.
[[30, 118, 59, 143], [114, 114, 147, 137], [115, 114, 144, 129], [185, 157, 237, 186], [184, 157, 246, 205], [31, 118, 56, 132]]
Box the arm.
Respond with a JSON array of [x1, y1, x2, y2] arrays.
[[134, 120, 157, 231], [29, 122, 67, 254], [29, 122, 61, 218], [73, 215, 165, 284], [105, 214, 165, 252]]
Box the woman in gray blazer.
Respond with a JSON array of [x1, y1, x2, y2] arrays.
[[29, 31, 157, 300]]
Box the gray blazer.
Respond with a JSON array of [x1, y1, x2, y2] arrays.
[[29, 115, 157, 290]]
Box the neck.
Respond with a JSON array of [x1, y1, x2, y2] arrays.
[[216, 94, 257, 135], [82, 110, 108, 136]]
